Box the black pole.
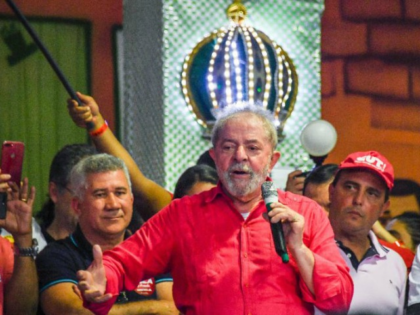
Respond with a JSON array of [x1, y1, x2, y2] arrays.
[[5, 0, 82, 105]]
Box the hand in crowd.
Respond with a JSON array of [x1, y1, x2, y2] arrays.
[[265, 202, 305, 251], [67, 92, 103, 128], [285, 170, 305, 195], [77, 245, 113, 304], [0, 177, 35, 237], [0, 171, 11, 193]]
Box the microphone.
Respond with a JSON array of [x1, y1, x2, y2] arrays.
[[261, 181, 289, 263]]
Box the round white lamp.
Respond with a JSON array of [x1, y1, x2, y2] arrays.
[[300, 119, 337, 167]]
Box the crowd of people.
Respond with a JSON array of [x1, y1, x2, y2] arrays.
[[1, 92, 420, 314]]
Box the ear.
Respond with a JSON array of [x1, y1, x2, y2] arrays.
[[268, 151, 281, 172], [379, 199, 391, 217], [49, 182, 60, 203], [209, 148, 216, 161], [71, 197, 82, 216], [329, 182, 335, 199]]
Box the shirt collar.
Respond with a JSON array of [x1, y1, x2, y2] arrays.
[[336, 230, 388, 270], [367, 230, 389, 257], [70, 224, 131, 258]]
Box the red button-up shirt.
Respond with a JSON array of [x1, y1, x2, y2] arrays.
[[85, 183, 353, 315]]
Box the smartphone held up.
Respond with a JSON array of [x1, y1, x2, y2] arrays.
[[0, 141, 25, 219]]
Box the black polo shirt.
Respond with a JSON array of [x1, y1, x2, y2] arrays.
[[36, 225, 172, 314]]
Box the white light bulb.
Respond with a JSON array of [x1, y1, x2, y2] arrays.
[[300, 120, 338, 156]]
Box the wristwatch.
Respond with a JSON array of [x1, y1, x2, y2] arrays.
[[14, 238, 39, 259]]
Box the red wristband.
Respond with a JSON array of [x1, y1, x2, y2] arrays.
[[89, 121, 108, 137]]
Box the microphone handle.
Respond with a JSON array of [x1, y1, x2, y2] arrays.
[[266, 202, 289, 263], [270, 222, 289, 263]]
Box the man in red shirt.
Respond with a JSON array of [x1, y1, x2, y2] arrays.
[[76, 104, 353, 314]]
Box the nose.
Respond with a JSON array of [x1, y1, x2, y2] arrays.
[[105, 193, 120, 209], [352, 189, 364, 206], [234, 146, 247, 162]]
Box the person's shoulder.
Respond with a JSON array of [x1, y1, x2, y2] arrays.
[[381, 244, 408, 270], [279, 189, 312, 203], [379, 239, 414, 269], [37, 237, 74, 263], [279, 190, 326, 215], [170, 186, 218, 208]]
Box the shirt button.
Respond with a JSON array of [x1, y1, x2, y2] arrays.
[[245, 283, 249, 287], [347, 253, 352, 258], [243, 253, 248, 258]]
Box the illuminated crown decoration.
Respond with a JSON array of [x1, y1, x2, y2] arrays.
[[180, 0, 298, 141]]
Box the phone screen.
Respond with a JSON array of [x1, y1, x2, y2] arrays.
[[1, 141, 25, 185]]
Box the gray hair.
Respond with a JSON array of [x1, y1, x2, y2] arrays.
[[211, 102, 278, 149], [70, 153, 132, 199]]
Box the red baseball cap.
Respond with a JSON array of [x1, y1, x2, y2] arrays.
[[338, 151, 394, 190]]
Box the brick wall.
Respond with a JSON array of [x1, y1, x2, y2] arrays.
[[321, 0, 420, 183]]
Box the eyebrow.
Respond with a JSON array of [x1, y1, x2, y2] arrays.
[[220, 138, 262, 145], [343, 180, 382, 194], [342, 180, 359, 187], [92, 187, 128, 194]]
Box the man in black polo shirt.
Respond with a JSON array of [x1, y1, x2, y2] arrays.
[[36, 154, 176, 314]]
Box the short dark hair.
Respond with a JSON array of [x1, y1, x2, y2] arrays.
[[196, 150, 216, 170], [391, 179, 420, 207], [36, 144, 97, 227], [173, 164, 218, 199], [303, 164, 338, 195], [49, 144, 97, 189]]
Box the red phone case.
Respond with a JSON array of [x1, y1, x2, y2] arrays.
[[1, 141, 25, 185]]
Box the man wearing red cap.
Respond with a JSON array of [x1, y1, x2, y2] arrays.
[[328, 151, 406, 315]]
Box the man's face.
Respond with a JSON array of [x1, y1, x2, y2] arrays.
[[328, 169, 390, 237], [209, 113, 280, 200], [304, 179, 333, 213], [73, 170, 133, 239]]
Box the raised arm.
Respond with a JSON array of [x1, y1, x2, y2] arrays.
[[267, 200, 353, 313], [76, 245, 112, 305], [108, 282, 178, 315], [1, 178, 38, 315], [67, 92, 172, 220], [76, 245, 177, 315], [267, 202, 314, 293]]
